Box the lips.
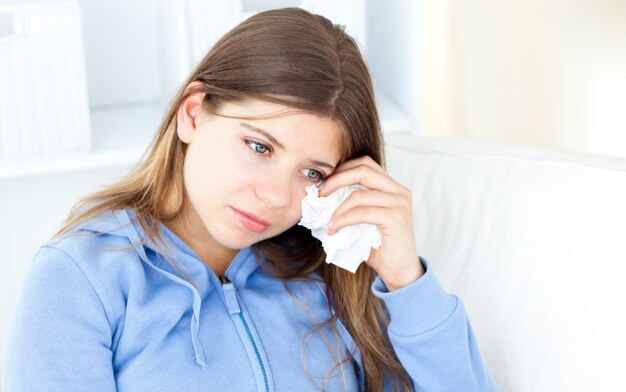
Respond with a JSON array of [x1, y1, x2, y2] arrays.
[[231, 207, 270, 233]]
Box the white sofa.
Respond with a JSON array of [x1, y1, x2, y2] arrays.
[[385, 135, 626, 391]]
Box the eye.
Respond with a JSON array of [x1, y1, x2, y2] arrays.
[[302, 168, 325, 183], [246, 140, 271, 155]]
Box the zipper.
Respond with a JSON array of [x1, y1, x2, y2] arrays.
[[220, 275, 270, 392]]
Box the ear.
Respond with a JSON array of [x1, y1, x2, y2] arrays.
[[176, 81, 206, 144]]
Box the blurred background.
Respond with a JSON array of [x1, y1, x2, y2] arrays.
[[0, 0, 625, 383], [422, 0, 626, 158]]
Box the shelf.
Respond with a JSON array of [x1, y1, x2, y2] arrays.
[[0, 102, 161, 180], [0, 92, 411, 181]]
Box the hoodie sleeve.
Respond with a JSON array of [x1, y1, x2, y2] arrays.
[[371, 257, 499, 391], [2, 245, 117, 392]]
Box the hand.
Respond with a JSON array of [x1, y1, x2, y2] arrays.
[[318, 156, 424, 291]]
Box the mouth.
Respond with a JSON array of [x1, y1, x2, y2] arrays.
[[231, 207, 270, 233]]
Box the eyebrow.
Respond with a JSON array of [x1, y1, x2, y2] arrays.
[[239, 121, 336, 171], [240, 121, 286, 150]]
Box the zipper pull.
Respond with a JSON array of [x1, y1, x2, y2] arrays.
[[220, 275, 241, 315]]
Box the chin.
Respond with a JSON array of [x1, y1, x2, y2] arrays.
[[215, 236, 254, 251], [213, 228, 271, 250]]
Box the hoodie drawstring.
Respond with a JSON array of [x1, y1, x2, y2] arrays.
[[114, 210, 208, 368]]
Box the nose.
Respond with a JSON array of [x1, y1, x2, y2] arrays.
[[254, 172, 293, 208]]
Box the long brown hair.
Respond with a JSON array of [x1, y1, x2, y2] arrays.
[[56, 7, 412, 391]]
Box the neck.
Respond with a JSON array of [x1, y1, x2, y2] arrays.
[[162, 205, 238, 277]]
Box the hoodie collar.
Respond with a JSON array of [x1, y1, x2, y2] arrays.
[[78, 208, 262, 369], [79, 208, 262, 287]]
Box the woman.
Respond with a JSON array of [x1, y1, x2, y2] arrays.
[[2, 7, 497, 392]]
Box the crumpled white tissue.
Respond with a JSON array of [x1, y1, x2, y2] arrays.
[[298, 184, 382, 273]]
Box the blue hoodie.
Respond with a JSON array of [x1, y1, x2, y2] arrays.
[[2, 209, 498, 391]]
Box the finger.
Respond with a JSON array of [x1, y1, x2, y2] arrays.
[[327, 206, 403, 234], [330, 189, 407, 221], [317, 156, 385, 192], [319, 164, 406, 197]]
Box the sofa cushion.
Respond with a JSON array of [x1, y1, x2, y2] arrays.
[[385, 135, 626, 392]]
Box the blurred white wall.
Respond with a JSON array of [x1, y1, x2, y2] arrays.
[[420, 0, 626, 159]]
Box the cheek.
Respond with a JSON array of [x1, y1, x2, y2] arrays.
[[188, 141, 246, 187], [182, 151, 210, 208], [182, 141, 232, 203], [287, 190, 307, 219]]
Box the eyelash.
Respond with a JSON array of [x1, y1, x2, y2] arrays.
[[244, 140, 326, 183]]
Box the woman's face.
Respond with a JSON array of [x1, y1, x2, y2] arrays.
[[179, 97, 343, 253]]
